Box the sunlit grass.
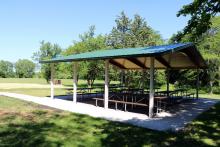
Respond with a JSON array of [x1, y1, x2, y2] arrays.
[[0, 88, 67, 97], [0, 78, 219, 100], [0, 96, 220, 146], [199, 94, 220, 99], [0, 78, 119, 86]]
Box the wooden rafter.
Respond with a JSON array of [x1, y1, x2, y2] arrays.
[[155, 56, 171, 68], [181, 48, 200, 67], [109, 59, 126, 69], [126, 58, 148, 69]]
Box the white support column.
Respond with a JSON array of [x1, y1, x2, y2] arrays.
[[73, 62, 78, 103], [149, 57, 155, 118], [50, 63, 55, 99], [104, 59, 109, 109], [166, 69, 170, 97], [196, 69, 199, 99]]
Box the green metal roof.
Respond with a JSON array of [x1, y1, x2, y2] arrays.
[[41, 43, 192, 62], [40, 42, 206, 69]]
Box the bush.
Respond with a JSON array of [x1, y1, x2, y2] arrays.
[[15, 59, 35, 78], [199, 89, 207, 94], [213, 87, 220, 94]]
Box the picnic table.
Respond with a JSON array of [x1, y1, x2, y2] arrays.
[[92, 97, 148, 112], [154, 96, 168, 113]]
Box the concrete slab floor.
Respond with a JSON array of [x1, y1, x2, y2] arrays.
[[0, 92, 219, 131]]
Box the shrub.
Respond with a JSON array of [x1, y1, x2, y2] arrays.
[[213, 87, 220, 94]]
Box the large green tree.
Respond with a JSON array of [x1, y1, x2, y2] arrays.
[[65, 26, 107, 87], [33, 41, 62, 82], [107, 12, 163, 48], [107, 12, 164, 88], [175, 0, 220, 41], [15, 59, 35, 78], [198, 16, 220, 56], [169, 16, 220, 93], [198, 17, 220, 93], [0, 60, 14, 78]]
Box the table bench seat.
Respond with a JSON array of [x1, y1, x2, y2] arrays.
[[92, 98, 148, 111]]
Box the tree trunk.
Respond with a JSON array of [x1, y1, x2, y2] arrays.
[[209, 81, 213, 94], [87, 79, 91, 88]]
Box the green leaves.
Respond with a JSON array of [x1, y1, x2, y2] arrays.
[[15, 59, 35, 78], [64, 27, 107, 86], [107, 12, 164, 88], [107, 12, 163, 48], [0, 60, 14, 78], [33, 41, 62, 82], [176, 0, 220, 41]]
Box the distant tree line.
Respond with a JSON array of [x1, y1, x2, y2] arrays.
[[0, 59, 35, 78]]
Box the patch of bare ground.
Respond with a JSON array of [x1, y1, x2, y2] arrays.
[[0, 109, 34, 121]]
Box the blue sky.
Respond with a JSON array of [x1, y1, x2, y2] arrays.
[[0, 0, 191, 62]]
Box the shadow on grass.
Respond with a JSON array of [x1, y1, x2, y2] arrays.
[[0, 122, 62, 147], [0, 103, 219, 147], [99, 103, 220, 146]]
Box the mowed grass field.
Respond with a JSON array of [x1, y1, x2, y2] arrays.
[[0, 78, 109, 86], [0, 78, 119, 97], [0, 96, 219, 146], [0, 78, 219, 99]]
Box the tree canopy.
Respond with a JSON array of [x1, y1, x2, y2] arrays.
[[107, 12, 164, 88], [107, 12, 163, 48], [15, 59, 35, 78], [176, 0, 220, 41], [198, 16, 220, 56], [65, 26, 107, 87], [33, 41, 62, 82], [0, 60, 14, 78], [169, 16, 220, 93]]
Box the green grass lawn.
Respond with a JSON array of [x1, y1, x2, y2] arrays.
[[0, 78, 48, 84], [199, 94, 220, 99], [0, 88, 68, 97], [0, 78, 119, 87], [0, 78, 219, 99], [0, 96, 219, 147], [1, 87, 219, 100], [0, 78, 119, 97]]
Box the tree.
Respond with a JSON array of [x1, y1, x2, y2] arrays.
[[176, 0, 220, 41], [0, 60, 14, 78], [169, 16, 220, 92], [198, 16, 220, 56], [33, 41, 62, 82], [205, 57, 219, 94], [107, 12, 163, 48], [15, 59, 35, 78], [65, 26, 107, 87], [107, 12, 164, 88]]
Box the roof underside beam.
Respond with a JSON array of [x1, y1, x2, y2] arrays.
[[109, 59, 126, 69], [126, 58, 148, 69], [181, 48, 200, 67], [155, 56, 171, 68]]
